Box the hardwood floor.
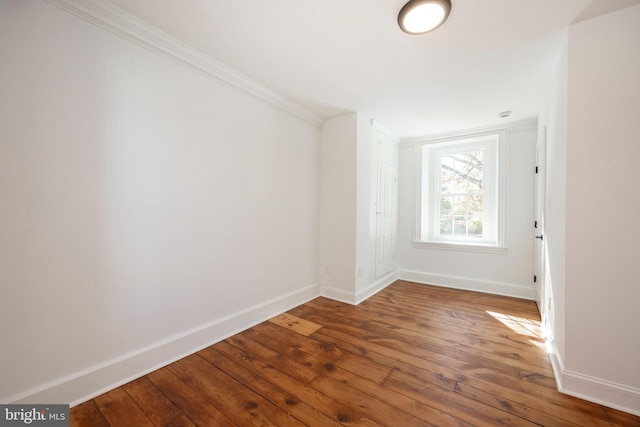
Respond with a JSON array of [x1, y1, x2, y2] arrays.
[[71, 281, 640, 426]]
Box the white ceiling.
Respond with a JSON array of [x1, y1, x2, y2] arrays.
[[107, 0, 640, 138]]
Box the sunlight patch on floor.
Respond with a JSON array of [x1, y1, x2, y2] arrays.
[[485, 310, 542, 339]]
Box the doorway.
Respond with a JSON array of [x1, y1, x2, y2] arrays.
[[374, 131, 398, 279]]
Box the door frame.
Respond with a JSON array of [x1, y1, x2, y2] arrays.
[[534, 126, 548, 327]]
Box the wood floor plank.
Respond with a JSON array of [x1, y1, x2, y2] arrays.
[[364, 286, 544, 341], [326, 293, 549, 357], [327, 302, 550, 377], [268, 312, 322, 336], [252, 320, 344, 362], [226, 332, 320, 384], [146, 367, 235, 427], [454, 380, 589, 426], [460, 365, 596, 414], [327, 293, 544, 351], [93, 387, 155, 427], [296, 304, 531, 379], [214, 339, 382, 425], [392, 281, 539, 316], [309, 374, 435, 427], [311, 357, 469, 427], [246, 323, 468, 426], [70, 280, 640, 427], [226, 330, 411, 425], [311, 328, 465, 389], [198, 346, 344, 427], [69, 400, 110, 427], [162, 413, 197, 427], [121, 376, 182, 426], [169, 353, 304, 426], [252, 322, 395, 387], [361, 297, 547, 352], [384, 369, 540, 427], [305, 296, 552, 369]]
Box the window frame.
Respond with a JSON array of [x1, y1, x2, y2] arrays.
[[413, 129, 507, 254]]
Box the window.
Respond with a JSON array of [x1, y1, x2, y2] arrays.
[[416, 131, 505, 253]]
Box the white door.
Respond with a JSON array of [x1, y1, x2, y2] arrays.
[[375, 132, 397, 279], [534, 127, 547, 321]]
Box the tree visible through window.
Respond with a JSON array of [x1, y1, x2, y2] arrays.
[[419, 133, 500, 246], [439, 151, 484, 239]]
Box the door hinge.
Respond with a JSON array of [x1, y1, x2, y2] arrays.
[[534, 275, 537, 283], [535, 166, 539, 174], [534, 220, 538, 229]]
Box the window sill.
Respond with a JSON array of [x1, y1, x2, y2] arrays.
[[412, 241, 508, 255]]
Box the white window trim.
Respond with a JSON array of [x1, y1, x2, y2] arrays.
[[411, 127, 508, 255]]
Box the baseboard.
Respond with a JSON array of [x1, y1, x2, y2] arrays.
[[9, 283, 320, 407], [398, 270, 534, 300], [545, 337, 565, 391], [320, 272, 398, 306], [533, 283, 542, 309], [320, 286, 356, 305], [355, 272, 397, 305], [560, 370, 640, 417], [546, 335, 640, 416]]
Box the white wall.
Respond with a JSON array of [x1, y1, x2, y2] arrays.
[[355, 115, 375, 295], [0, 0, 321, 404], [538, 29, 568, 379], [562, 4, 640, 413], [397, 121, 537, 299], [319, 113, 396, 303], [319, 114, 358, 301]]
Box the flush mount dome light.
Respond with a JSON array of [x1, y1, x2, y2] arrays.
[[398, 0, 451, 35]]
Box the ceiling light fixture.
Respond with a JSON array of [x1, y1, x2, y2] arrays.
[[398, 0, 452, 35]]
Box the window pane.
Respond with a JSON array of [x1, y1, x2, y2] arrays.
[[440, 156, 455, 193], [441, 151, 484, 195], [440, 196, 452, 215], [469, 195, 483, 217], [454, 173, 470, 194], [469, 217, 483, 237], [441, 194, 484, 239], [438, 151, 485, 239], [440, 215, 452, 235], [468, 194, 483, 237], [453, 196, 467, 216], [467, 152, 483, 185], [454, 219, 467, 235]]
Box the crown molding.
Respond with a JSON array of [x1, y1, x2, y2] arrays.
[[44, 0, 325, 128]]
